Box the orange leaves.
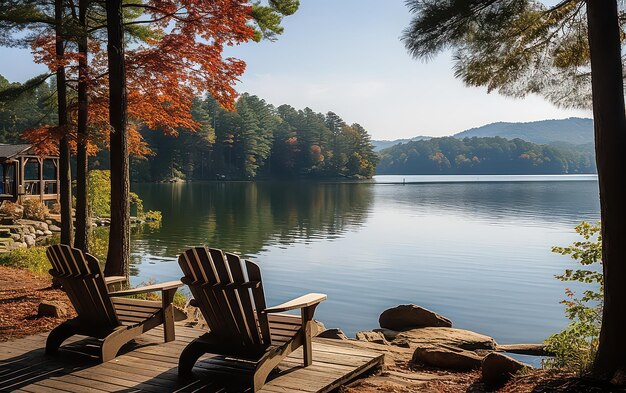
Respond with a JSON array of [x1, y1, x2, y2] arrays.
[[311, 144, 324, 162], [22, 126, 64, 156], [25, 0, 256, 158]]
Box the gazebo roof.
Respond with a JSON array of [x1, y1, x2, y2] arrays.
[[0, 144, 33, 160]]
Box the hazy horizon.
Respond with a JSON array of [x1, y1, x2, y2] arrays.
[[0, 0, 592, 140]]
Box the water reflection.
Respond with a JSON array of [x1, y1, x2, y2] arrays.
[[128, 178, 601, 346], [131, 181, 373, 260]]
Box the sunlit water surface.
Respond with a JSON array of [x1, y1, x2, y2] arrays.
[[129, 175, 600, 350]]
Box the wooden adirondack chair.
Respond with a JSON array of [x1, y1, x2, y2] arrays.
[[178, 247, 327, 392], [45, 244, 183, 362]]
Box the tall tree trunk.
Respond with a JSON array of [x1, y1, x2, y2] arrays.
[[104, 0, 130, 276], [74, 0, 89, 253], [587, 0, 626, 379], [55, 0, 73, 246]]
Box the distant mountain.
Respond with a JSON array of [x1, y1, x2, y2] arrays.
[[372, 118, 594, 152], [371, 136, 431, 152], [453, 117, 593, 145]]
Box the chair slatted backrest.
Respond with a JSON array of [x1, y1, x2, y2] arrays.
[[178, 247, 272, 349], [47, 244, 119, 329]]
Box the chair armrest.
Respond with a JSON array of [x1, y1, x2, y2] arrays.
[[109, 280, 183, 297], [263, 293, 327, 313], [104, 276, 127, 285]]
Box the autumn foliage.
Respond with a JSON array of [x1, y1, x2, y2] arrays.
[[23, 0, 256, 156]]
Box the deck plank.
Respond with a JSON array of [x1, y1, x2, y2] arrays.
[[0, 322, 383, 392]]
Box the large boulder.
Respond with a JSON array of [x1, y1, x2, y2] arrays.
[[413, 346, 483, 370], [379, 305, 452, 330], [392, 327, 497, 351], [482, 352, 530, 388]]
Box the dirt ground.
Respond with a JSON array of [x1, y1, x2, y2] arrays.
[[0, 266, 75, 342]]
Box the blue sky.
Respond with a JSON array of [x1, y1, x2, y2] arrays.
[[0, 0, 590, 139]]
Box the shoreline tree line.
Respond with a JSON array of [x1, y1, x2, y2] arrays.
[[377, 136, 596, 175], [0, 76, 379, 181], [129, 94, 378, 181]]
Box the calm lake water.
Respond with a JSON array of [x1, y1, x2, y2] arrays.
[[129, 175, 600, 348]]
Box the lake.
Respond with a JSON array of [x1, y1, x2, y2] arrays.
[[129, 175, 600, 349]]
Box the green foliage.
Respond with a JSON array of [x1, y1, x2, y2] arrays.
[[402, 0, 596, 109], [0, 74, 57, 143], [544, 222, 603, 375], [88, 169, 155, 221], [0, 246, 50, 276], [22, 199, 49, 221], [88, 170, 112, 218], [144, 210, 162, 222], [129, 192, 144, 218], [377, 136, 596, 175], [251, 0, 300, 42], [88, 227, 110, 264]]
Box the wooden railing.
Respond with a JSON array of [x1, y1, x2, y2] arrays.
[[23, 180, 58, 196]]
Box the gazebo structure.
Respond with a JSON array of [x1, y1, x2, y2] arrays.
[[0, 144, 59, 205]]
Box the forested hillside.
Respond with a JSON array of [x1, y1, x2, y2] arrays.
[[0, 75, 378, 181], [377, 136, 596, 175], [453, 118, 593, 145], [129, 94, 378, 181]]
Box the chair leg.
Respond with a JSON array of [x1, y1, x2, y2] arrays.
[[101, 328, 134, 362], [45, 322, 76, 355], [178, 338, 206, 378]]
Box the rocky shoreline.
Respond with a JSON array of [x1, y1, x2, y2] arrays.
[[0, 217, 62, 251], [0, 215, 151, 253], [312, 304, 549, 390]]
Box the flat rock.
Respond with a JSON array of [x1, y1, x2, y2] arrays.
[[49, 224, 61, 232], [412, 346, 483, 370], [356, 331, 388, 345], [482, 352, 530, 388], [37, 301, 68, 318], [317, 328, 348, 340], [392, 327, 497, 351], [497, 343, 551, 356], [379, 304, 452, 330]]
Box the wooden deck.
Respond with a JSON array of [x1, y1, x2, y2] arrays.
[[0, 322, 383, 392]]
